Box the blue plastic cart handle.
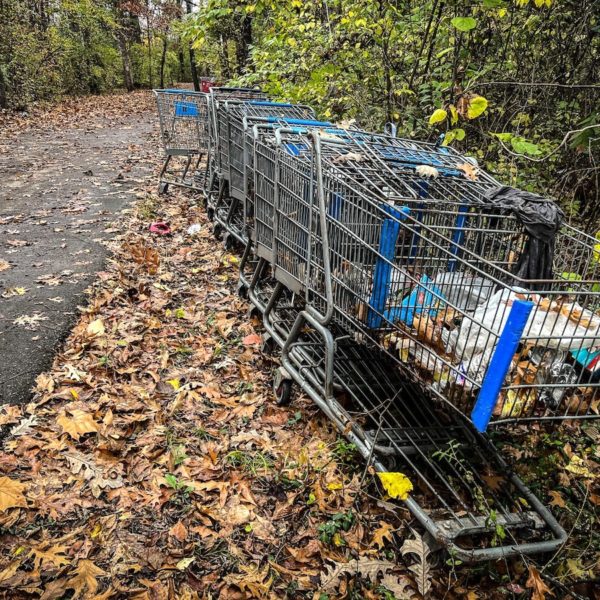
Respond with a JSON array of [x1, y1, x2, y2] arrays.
[[247, 101, 297, 108], [267, 117, 333, 126], [471, 299, 534, 432]]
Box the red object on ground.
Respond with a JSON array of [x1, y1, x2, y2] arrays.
[[149, 222, 171, 235], [200, 77, 216, 93]]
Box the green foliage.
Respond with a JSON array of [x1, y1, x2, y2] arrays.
[[0, 0, 190, 109], [318, 511, 355, 545], [451, 17, 477, 32], [182, 0, 598, 223]]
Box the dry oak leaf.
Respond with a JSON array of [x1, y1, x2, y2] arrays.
[[372, 521, 395, 550], [0, 259, 11, 272], [0, 476, 27, 511], [400, 530, 433, 597], [526, 565, 553, 600], [65, 559, 106, 598], [320, 558, 411, 597], [29, 543, 70, 572], [57, 409, 99, 440], [86, 319, 105, 337], [0, 561, 20, 583], [169, 521, 188, 542]]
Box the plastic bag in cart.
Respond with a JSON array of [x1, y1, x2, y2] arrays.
[[446, 287, 600, 361]]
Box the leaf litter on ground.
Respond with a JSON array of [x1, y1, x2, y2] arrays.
[[0, 91, 597, 599]]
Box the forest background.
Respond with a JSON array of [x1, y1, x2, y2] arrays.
[[1, 0, 598, 227]]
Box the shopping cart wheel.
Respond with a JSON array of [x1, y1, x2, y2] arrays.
[[246, 305, 262, 321], [207, 206, 215, 222], [261, 333, 275, 355], [213, 223, 224, 239], [273, 368, 293, 406], [223, 233, 235, 251], [158, 182, 169, 195], [236, 281, 249, 299]]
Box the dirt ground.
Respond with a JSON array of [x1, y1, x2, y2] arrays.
[[0, 92, 155, 405]]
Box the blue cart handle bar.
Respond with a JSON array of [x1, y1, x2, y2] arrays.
[[266, 117, 333, 126]]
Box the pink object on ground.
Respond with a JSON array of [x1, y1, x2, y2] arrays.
[[149, 222, 171, 235]]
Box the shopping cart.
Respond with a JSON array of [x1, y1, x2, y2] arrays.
[[153, 89, 210, 194], [241, 127, 600, 559], [205, 87, 268, 203], [210, 104, 321, 248]]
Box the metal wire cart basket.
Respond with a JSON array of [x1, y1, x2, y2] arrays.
[[154, 91, 600, 562], [153, 89, 211, 194]]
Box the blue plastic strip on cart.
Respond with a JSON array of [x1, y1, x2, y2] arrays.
[[367, 204, 410, 329], [386, 274, 444, 325], [247, 101, 297, 108], [175, 101, 198, 117], [447, 204, 470, 273], [267, 117, 333, 126], [471, 299, 534, 432], [328, 192, 344, 219]]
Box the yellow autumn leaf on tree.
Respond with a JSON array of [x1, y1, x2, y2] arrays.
[[0, 477, 27, 512], [57, 410, 99, 440], [428, 108, 447, 125], [377, 472, 413, 500]]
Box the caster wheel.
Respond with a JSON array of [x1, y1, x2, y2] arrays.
[[213, 223, 224, 239], [223, 233, 235, 251], [207, 206, 215, 222], [246, 305, 262, 321], [261, 334, 275, 355], [273, 368, 293, 406], [158, 182, 169, 195], [236, 281, 249, 299]]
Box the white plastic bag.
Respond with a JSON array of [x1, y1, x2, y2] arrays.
[[449, 287, 600, 361]]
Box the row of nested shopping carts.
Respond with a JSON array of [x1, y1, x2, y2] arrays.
[[154, 87, 600, 563]]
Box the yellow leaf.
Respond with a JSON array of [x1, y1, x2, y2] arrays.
[[466, 95, 489, 119], [87, 319, 105, 337], [0, 477, 27, 512], [90, 524, 102, 539], [167, 378, 180, 391], [65, 560, 106, 597], [428, 108, 447, 125], [327, 482, 343, 491], [176, 556, 195, 570], [57, 410, 99, 440], [565, 455, 596, 479], [377, 472, 413, 500], [449, 104, 459, 125]]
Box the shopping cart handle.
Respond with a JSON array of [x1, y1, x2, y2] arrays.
[[267, 117, 333, 126], [247, 101, 297, 108]]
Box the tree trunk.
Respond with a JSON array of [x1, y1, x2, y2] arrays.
[[0, 67, 7, 109], [184, 0, 199, 90], [160, 35, 168, 88], [117, 31, 134, 91], [235, 14, 252, 75], [177, 41, 185, 82], [220, 35, 231, 80]]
